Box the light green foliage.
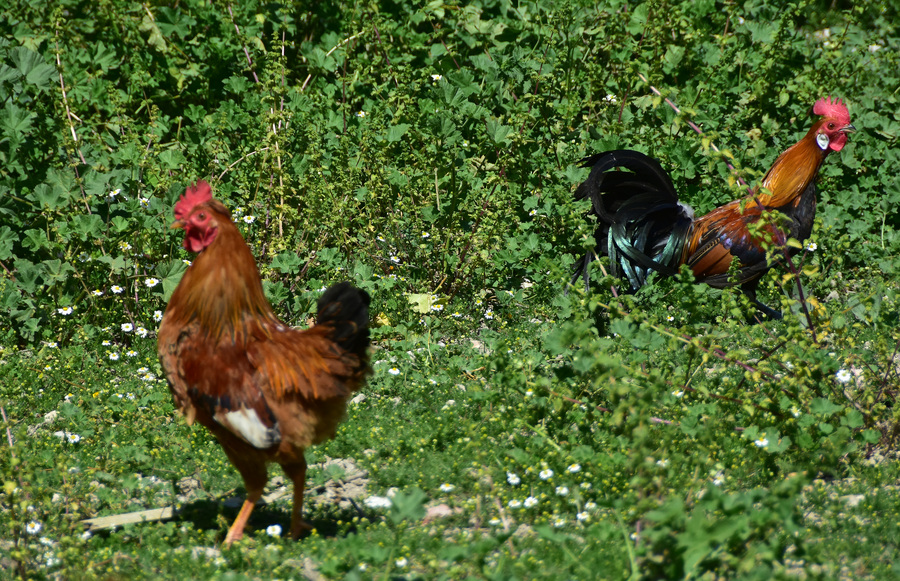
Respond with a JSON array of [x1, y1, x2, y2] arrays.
[[1, 0, 899, 579]]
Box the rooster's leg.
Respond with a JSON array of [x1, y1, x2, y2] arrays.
[[225, 491, 263, 545], [223, 451, 268, 546], [742, 282, 782, 322], [282, 458, 311, 540]]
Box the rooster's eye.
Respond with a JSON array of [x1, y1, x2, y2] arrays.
[[828, 123, 835, 130], [198, 212, 206, 220]]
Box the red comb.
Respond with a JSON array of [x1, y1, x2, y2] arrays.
[[812, 96, 851, 125], [174, 180, 212, 220]]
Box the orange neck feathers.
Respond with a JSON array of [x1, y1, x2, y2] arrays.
[[753, 118, 830, 208], [166, 218, 279, 342]]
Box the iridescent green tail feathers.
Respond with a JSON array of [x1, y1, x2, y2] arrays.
[[571, 150, 694, 292]]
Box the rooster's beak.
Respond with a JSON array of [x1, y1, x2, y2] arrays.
[[841, 124, 856, 133], [170, 220, 184, 230]]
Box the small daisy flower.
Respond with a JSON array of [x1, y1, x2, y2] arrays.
[[524, 496, 538, 508], [835, 369, 852, 384], [57, 307, 74, 315], [667, 315, 674, 322], [111, 285, 124, 294], [451, 312, 462, 318], [390, 255, 400, 263], [91, 290, 103, 297], [580, 482, 592, 490], [356, 111, 367, 118], [805, 242, 817, 252], [182, 259, 191, 266], [488, 517, 502, 526], [395, 557, 408, 568], [508, 499, 522, 509], [754, 438, 769, 448], [109, 188, 122, 199], [428, 378, 438, 385], [139, 197, 149, 208], [431, 303, 444, 311], [26, 521, 42, 535], [484, 311, 494, 320], [364, 496, 392, 509], [81, 530, 93, 540], [539, 469, 554, 480], [869, 44, 882, 53], [266, 524, 282, 537], [101, 340, 111, 346], [422, 232, 430, 238], [121, 323, 133, 333], [556, 486, 569, 496], [554, 518, 566, 528], [119, 241, 131, 251], [524, 389, 534, 398], [126, 350, 138, 358], [604, 94, 617, 104], [430, 74, 442, 81], [153, 310, 163, 322], [388, 367, 400, 376], [507, 472, 520, 486], [67, 433, 81, 444], [585, 502, 597, 510], [243, 216, 255, 224], [567, 464, 581, 473], [439, 483, 455, 492], [529, 209, 537, 216], [137, 367, 149, 374], [144, 278, 159, 288], [576, 512, 590, 522], [47, 342, 58, 348], [713, 471, 725, 486], [109, 352, 120, 361], [136, 327, 148, 338], [672, 390, 684, 398]]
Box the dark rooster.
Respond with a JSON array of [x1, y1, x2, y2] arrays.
[[573, 97, 853, 318], [158, 181, 370, 545]]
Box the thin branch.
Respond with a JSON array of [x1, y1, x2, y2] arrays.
[[0, 406, 14, 456], [53, 35, 90, 213], [216, 147, 270, 181], [227, 4, 260, 83]]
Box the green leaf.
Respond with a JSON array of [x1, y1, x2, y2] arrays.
[[386, 124, 411, 143], [8, 46, 56, 92], [485, 119, 513, 145], [810, 398, 843, 417], [388, 487, 428, 524], [157, 259, 188, 301], [271, 251, 302, 274]]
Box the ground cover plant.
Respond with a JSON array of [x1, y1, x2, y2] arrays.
[[1, 0, 899, 578]]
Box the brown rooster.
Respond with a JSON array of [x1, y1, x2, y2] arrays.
[[158, 181, 370, 545], [573, 97, 853, 318]]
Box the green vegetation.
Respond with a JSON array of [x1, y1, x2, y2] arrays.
[[2, 0, 899, 578]]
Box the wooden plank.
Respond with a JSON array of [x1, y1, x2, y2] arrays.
[[80, 490, 289, 531], [81, 506, 176, 530]]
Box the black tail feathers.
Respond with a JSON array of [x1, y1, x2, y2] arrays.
[[317, 282, 371, 356]]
